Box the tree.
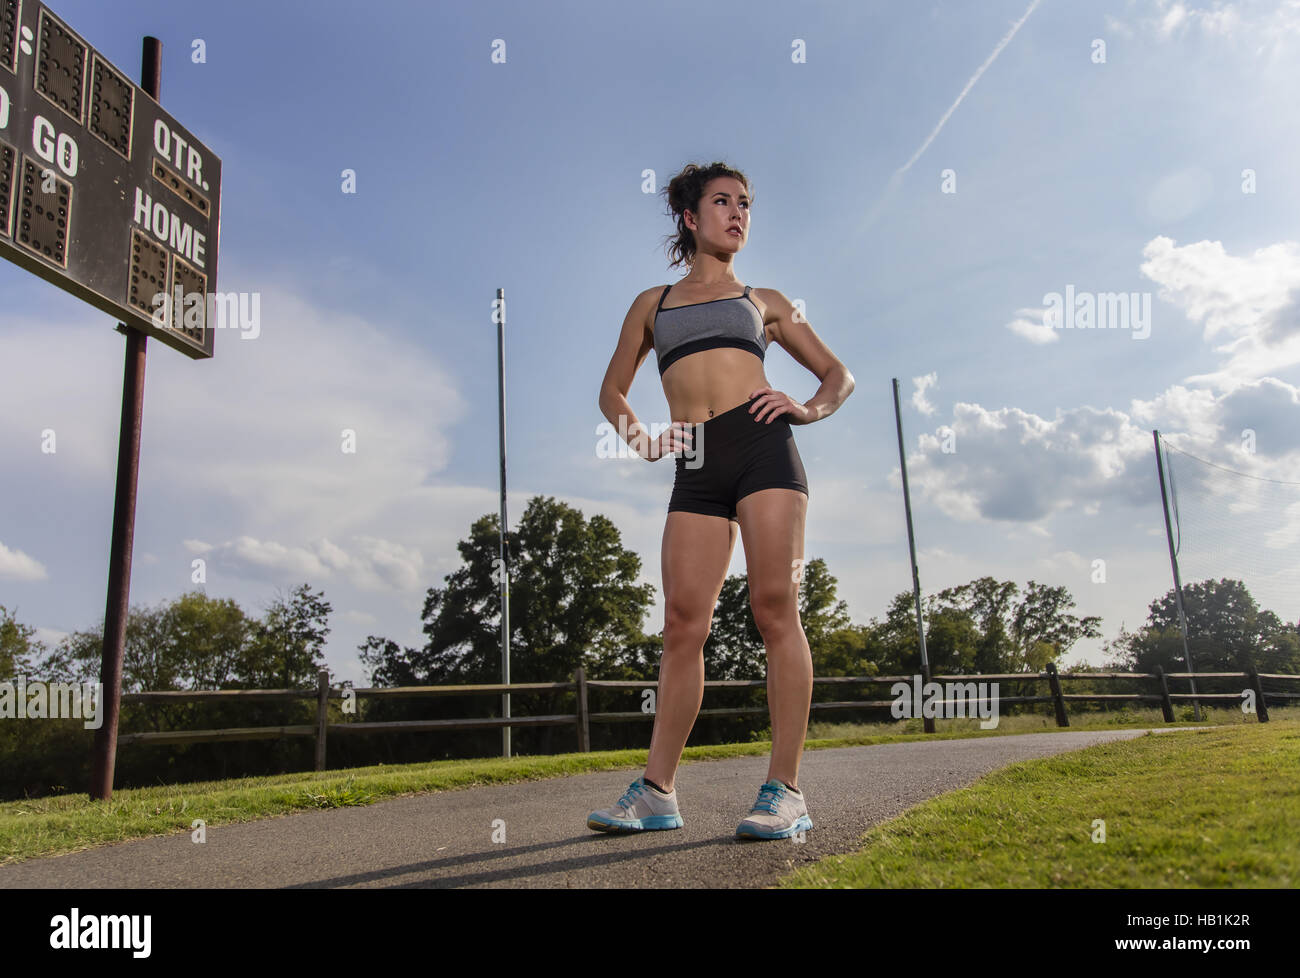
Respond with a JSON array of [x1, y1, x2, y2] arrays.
[[865, 578, 1100, 676], [240, 583, 332, 688], [37, 587, 331, 692], [359, 496, 657, 687], [930, 577, 1100, 672], [1111, 578, 1300, 674], [1009, 580, 1103, 670], [0, 604, 45, 680], [41, 599, 182, 691]]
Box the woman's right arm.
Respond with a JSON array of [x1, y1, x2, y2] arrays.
[[598, 287, 687, 461]]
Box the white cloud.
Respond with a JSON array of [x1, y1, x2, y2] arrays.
[[0, 541, 47, 581], [1005, 306, 1060, 345], [903, 402, 1154, 522], [201, 534, 426, 593], [0, 282, 477, 601], [909, 376, 1300, 527], [0, 284, 467, 543], [1129, 0, 1300, 57], [912, 372, 939, 415], [1158, 1, 1190, 37], [1139, 236, 1300, 388]]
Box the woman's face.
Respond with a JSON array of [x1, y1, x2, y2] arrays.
[[686, 176, 750, 255]]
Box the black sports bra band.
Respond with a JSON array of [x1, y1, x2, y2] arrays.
[[657, 283, 752, 312]]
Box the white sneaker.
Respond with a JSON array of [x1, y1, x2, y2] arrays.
[[587, 776, 683, 832], [736, 779, 813, 840]]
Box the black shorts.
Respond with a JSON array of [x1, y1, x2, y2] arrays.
[[667, 398, 809, 522]]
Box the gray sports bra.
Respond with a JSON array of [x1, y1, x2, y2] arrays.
[[652, 283, 768, 376]]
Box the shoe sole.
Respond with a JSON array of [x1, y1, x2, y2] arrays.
[[735, 813, 813, 840], [587, 813, 683, 832]]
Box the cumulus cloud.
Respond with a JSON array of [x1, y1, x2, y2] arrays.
[[0, 284, 467, 544], [912, 372, 939, 415], [904, 402, 1154, 523], [0, 541, 48, 581], [1139, 236, 1300, 388], [1005, 307, 1060, 345], [200, 534, 426, 592], [901, 371, 1300, 527]]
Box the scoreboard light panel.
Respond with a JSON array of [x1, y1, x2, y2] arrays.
[[0, 0, 222, 359]]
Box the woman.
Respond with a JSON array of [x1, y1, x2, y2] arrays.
[[590, 162, 854, 840]]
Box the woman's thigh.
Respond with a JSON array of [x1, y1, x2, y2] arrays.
[[661, 510, 739, 634], [735, 488, 807, 629]]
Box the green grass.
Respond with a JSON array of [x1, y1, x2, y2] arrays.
[[0, 704, 1288, 868], [779, 714, 1300, 888]]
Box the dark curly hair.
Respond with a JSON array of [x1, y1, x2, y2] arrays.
[[658, 161, 754, 269]]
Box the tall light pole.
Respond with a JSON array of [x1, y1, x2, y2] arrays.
[[496, 288, 511, 756]]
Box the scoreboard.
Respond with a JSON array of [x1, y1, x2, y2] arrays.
[[0, 0, 221, 358]]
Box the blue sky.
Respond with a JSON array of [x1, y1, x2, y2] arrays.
[[3, 0, 1299, 683]]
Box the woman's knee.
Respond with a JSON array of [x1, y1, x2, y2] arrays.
[[662, 610, 711, 651], [749, 589, 799, 638]]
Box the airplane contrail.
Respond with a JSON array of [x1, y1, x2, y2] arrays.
[[864, 0, 1045, 229]]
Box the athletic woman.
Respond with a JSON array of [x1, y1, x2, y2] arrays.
[[589, 162, 855, 840]]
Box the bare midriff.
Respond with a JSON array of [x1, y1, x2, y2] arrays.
[[661, 348, 769, 425]]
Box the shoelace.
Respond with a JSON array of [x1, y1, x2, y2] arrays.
[[750, 782, 786, 815], [618, 780, 649, 811]]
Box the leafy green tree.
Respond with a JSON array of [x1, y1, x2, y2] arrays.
[[867, 578, 1099, 676], [1010, 580, 1104, 670], [359, 496, 657, 686], [41, 600, 181, 691], [38, 587, 331, 692], [810, 623, 883, 678], [239, 584, 332, 688], [0, 604, 44, 680], [1111, 578, 1300, 674], [167, 591, 251, 689], [930, 577, 1100, 672]]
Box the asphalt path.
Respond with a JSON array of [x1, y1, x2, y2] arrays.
[[0, 729, 1180, 889]]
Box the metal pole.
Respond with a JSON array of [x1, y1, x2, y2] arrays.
[[496, 287, 511, 757], [1153, 430, 1201, 721], [89, 36, 162, 802], [892, 378, 934, 733]]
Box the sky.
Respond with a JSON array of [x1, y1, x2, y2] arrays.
[[2, 0, 1299, 685]]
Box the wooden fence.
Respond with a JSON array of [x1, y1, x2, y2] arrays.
[[114, 662, 1298, 770]]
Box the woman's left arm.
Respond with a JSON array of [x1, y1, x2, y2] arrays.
[[758, 288, 855, 424]]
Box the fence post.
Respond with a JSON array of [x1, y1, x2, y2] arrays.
[[1154, 665, 1175, 723], [315, 669, 329, 771], [574, 666, 590, 752], [1246, 666, 1270, 723], [1045, 663, 1069, 727]]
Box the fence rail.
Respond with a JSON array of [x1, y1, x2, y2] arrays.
[[113, 663, 1297, 770]]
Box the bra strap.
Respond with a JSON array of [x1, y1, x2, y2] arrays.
[[657, 284, 672, 311]]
